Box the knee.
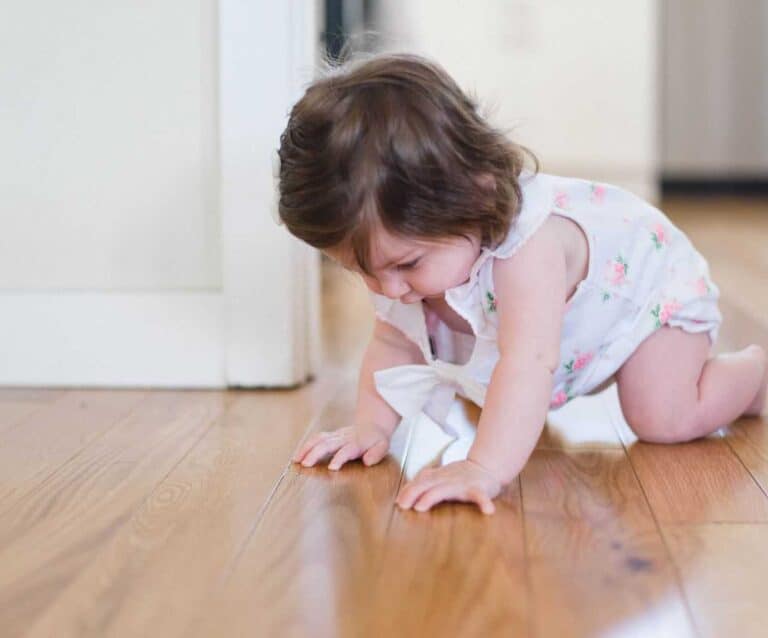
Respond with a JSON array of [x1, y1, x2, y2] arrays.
[[622, 405, 702, 444]]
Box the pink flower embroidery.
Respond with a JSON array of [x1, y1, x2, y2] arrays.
[[650, 223, 669, 249], [574, 352, 594, 370], [651, 299, 683, 328], [550, 390, 569, 409], [604, 255, 629, 286], [693, 276, 710, 296], [660, 300, 682, 323], [590, 183, 606, 204], [564, 352, 593, 374], [554, 191, 570, 209]]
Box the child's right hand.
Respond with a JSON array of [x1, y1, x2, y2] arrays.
[[292, 424, 391, 471]]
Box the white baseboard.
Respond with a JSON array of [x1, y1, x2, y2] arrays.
[[0, 291, 225, 388]]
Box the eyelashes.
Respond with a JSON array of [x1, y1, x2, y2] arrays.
[[396, 258, 420, 271]]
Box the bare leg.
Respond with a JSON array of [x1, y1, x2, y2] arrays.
[[698, 345, 766, 425], [743, 345, 768, 416], [616, 327, 767, 443]]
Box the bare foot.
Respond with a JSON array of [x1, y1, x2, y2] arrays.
[[743, 344, 767, 416]]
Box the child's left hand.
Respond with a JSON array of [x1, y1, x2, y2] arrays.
[[395, 459, 503, 515]]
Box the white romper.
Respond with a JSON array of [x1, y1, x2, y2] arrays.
[[371, 171, 722, 469]]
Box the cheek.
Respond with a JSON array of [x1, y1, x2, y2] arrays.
[[360, 274, 381, 292], [411, 267, 448, 293], [423, 255, 473, 288]]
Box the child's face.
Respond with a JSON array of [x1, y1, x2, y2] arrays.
[[326, 228, 482, 304]]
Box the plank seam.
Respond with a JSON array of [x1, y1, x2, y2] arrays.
[[602, 391, 703, 638], [224, 377, 348, 579], [517, 475, 535, 638]]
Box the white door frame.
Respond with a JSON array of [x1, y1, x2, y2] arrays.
[[220, 0, 321, 388], [0, 0, 321, 389]]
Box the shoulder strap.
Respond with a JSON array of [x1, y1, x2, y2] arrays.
[[488, 171, 556, 260]]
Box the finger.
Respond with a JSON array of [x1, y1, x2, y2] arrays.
[[411, 486, 496, 515], [466, 487, 496, 515], [397, 475, 439, 509], [362, 439, 389, 466], [300, 435, 346, 467], [412, 484, 460, 512], [328, 442, 361, 471], [293, 431, 338, 463], [414, 466, 434, 480], [292, 438, 318, 463]]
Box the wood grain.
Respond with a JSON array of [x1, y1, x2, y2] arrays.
[[0, 388, 66, 435], [1, 195, 767, 637], [0, 391, 224, 637], [0, 390, 147, 515], [606, 387, 768, 523], [663, 523, 768, 638], [367, 478, 528, 638], [522, 449, 694, 637], [189, 375, 404, 638], [23, 374, 339, 638]]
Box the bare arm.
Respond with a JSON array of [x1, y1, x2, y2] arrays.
[[354, 317, 427, 438], [293, 315, 426, 469], [467, 220, 567, 485]]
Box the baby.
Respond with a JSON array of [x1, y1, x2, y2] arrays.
[[278, 53, 767, 515]]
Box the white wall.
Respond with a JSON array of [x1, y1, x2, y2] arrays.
[[373, 0, 659, 202], [0, 1, 220, 290]]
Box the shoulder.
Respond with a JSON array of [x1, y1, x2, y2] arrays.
[[491, 217, 567, 363], [491, 215, 567, 293]]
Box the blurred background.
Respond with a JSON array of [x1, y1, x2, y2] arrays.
[[330, 0, 768, 199], [0, 0, 765, 389]]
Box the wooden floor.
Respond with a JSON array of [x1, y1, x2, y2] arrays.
[[1, 196, 767, 638]]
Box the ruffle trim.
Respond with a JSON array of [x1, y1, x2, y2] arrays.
[[370, 171, 558, 345]]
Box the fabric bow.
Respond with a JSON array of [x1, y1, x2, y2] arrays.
[[373, 360, 486, 437]]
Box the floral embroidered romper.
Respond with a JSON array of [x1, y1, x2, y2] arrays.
[[370, 170, 722, 467]]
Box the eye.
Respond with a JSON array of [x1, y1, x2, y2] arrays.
[[396, 258, 420, 271]]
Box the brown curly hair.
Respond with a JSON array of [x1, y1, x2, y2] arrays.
[[277, 52, 539, 275]]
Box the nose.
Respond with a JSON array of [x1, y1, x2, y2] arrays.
[[365, 272, 410, 299]]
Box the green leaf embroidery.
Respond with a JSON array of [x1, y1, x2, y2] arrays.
[[650, 303, 662, 328], [617, 255, 629, 275]]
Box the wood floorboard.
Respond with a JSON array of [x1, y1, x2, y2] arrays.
[[189, 374, 406, 638], [0, 390, 148, 516], [366, 475, 528, 637], [22, 374, 340, 638], [0, 195, 766, 637], [0, 389, 67, 436], [521, 448, 695, 637], [721, 419, 768, 498], [0, 391, 225, 637], [614, 433, 768, 524], [662, 523, 768, 638]]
